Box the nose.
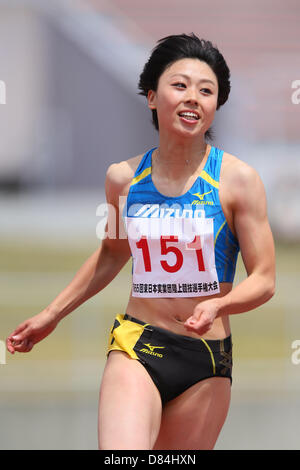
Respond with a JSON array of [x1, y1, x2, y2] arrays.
[[185, 88, 199, 106]]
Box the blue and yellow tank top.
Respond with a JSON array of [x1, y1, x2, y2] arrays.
[[123, 145, 240, 298]]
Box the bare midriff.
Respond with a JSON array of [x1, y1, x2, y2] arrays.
[[125, 282, 232, 340]]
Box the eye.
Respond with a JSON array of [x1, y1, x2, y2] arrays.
[[201, 88, 212, 95], [172, 82, 186, 89]]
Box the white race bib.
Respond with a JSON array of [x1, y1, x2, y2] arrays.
[[125, 216, 220, 297]]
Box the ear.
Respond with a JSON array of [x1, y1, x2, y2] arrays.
[[147, 90, 156, 110]]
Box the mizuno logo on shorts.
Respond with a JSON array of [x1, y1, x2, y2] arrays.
[[139, 343, 165, 358]]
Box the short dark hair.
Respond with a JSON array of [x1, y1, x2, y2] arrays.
[[138, 33, 231, 141]]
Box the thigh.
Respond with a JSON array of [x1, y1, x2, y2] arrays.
[[98, 351, 162, 450], [154, 377, 231, 450]]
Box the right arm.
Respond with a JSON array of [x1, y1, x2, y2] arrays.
[[43, 160, 132, 323], [6, 162, 132, 354]]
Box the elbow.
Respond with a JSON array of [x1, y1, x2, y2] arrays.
[[265, 277, 276, 302]]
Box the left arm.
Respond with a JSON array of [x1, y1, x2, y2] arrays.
[[185, 162, 276, 335]]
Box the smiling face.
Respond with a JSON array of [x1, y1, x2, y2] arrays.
[[147, 58, 219, 139]]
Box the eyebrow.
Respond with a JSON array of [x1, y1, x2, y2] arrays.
[[169, 73, 216, 86]]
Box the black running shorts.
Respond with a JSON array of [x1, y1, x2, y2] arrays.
[[107, 313, 233, 405]]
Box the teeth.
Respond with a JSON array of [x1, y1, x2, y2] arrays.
[[179, 112, 199, 119]]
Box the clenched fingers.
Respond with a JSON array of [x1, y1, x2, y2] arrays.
[[7, 337, 34, 353], [7, 326, 33, 354]]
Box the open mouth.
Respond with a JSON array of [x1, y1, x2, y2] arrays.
[[178, 111, 200, 121]]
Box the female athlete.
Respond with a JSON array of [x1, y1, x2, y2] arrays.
[[6, 33, 276, 450]]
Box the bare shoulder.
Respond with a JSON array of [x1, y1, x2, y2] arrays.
[[220, 152, 265, 210], [222, 151, 258, 179], [221, 151, 265, 195], [105, 153, 143, 201]]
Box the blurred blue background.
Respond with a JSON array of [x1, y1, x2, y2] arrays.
[[1, 0, 300, 449]]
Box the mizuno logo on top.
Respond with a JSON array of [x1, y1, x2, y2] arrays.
[[128, 204, 205, 218]]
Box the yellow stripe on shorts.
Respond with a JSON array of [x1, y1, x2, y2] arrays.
[[199, 337, 216, 375], [107, 314, 149, 360]]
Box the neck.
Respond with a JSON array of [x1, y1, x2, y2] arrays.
[[154, 134, 208, 178]]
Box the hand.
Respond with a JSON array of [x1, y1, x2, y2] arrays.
[[6, 310, 59, 354], [184, 299, 221, 336]]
